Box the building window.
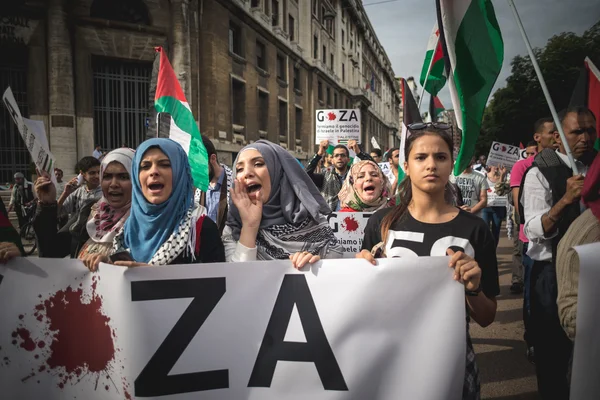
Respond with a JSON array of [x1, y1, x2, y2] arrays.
[[342, 29, 345, 46], [271, 0, 279, 26], [295, 107, 302, 141], [330, 53, 334, 70], [318, 81, 323, 102], [321, 6, 325, 24], [313, 35, 318, 59], [279, 100, 288, 136], [231, 79, 245, 126], [334, 92, 338, 108], [277, 54, 286, 81], [350, 40, 353, 50], [90, 0, 150, 25], [322, 45, 326, 63], [288, 15, 295, 41], [345, 99, 350, 109], [251, 0, 259, 7], [312, 0, 318, 16], [342, 63, 345, 82], [229, 21, 242, 56], [256, 41, 266, 70], [326, 87, 330, 106], [258, 91, 268, 132], [293, 66, 300, 91]]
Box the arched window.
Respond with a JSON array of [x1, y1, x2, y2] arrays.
[[90, 0, 151, 25]]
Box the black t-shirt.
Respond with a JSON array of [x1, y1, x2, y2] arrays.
[[362, 208, 500, 299]]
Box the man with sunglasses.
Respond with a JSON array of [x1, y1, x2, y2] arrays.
[[522, 107, 597, 399], [306, 139, 374, 211]]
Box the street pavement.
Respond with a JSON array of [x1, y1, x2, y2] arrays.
[[470, 230, 539, 399]]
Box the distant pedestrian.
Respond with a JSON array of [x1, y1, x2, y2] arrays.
[[93, 145, 103, 159], [7, 172, 35, 229]]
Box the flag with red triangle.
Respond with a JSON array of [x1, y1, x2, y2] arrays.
[[150, 47, 208, 190], [429, 95, 445, 121], [420, 23, 447, 96]]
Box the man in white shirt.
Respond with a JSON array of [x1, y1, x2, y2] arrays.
[[522, 106, 597, 399]]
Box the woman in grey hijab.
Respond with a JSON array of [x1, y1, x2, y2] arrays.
[[223, 140, 343, 268]]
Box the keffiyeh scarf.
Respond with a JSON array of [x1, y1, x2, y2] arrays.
[[338, 160, 390, 212]]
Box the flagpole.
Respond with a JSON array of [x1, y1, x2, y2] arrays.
[[418, 35, 438, 109], [507, 0, 579, 175]]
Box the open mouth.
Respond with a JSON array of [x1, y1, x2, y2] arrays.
[[107, 191, 123, 198], [363, 185, 376, 194], [148, 183, 164, 193], [246, 184, 262, 194]]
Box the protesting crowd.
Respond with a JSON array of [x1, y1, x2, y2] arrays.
[[0, 104, 598, 400]]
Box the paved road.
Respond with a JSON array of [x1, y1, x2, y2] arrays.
[[470, 231, 539, 399]]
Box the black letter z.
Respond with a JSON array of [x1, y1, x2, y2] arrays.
[[248, 274, 348, 390], [131, 278, 228, 396]]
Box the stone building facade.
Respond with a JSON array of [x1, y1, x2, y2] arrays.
[[0, 0, 400, 182]]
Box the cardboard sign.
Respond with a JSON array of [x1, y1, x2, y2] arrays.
[[486, 141, 527, 168], [315, 109, 361, 145], [3, 87, 57, 184], [0, 257, 466, 400], [328, 212, 372, 257]]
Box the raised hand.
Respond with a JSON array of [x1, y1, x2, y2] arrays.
[[34, 170, 56, 204], [318, 139, 330, 156], [347, 139, 361, 155], [230, 179, 263, 229]]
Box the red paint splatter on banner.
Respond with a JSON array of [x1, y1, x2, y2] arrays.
[[1, 275, 132, 399], [13, 328, 36, 351], [342, 216, 359, 232], [327, 112, 337, 121]]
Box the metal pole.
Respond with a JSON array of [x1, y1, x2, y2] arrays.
[[507, 0, 579, 175]]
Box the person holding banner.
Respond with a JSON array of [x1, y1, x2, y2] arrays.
[[98, 139, 225, 268], [33, 148, 136, 261], [337, 160, 391, 212], [223, 140, 342, 267], [356, 124, 499, 400]]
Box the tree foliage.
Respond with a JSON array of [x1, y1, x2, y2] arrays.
[[477, 21, 600, 155]]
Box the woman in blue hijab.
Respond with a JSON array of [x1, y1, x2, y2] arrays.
[[88, 138, 225, 269]]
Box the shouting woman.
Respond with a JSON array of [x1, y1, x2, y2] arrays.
[[338, 160, 391, 212], [223, 140, 343, 268]]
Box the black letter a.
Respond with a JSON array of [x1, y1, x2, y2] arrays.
[[248, 274, 348, 391]]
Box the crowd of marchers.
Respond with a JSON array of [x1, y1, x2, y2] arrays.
[[0, 106, 598, 400]]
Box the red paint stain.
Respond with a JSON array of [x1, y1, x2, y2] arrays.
[[105, 385, 110, 391], [13, 328, 36, 351], [18, 314, 24, 320], [42, 286, 115, 379], [342, 216, 359, 232], [37, 341, 45, 349]]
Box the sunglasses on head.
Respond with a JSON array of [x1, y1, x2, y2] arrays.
[[407, 122, 453, 141]]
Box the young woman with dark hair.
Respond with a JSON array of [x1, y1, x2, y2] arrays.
[[357, 124, 499, 400]]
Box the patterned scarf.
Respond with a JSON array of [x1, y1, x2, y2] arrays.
[[226, 140, 341, 260], [79, 148, 135, 258], [338, 160, 390, 212]]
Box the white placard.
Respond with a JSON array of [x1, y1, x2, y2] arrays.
[[328, 212, 372, 257], [570, 242, 600, 400], [3, 87, 57, 185], [486, 141, 527, 169], [370, 137, 380, 150], [315, 109, 361, 145], [0, 257, 466, 400]]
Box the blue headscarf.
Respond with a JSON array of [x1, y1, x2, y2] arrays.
[[123, 138, 193, 263]]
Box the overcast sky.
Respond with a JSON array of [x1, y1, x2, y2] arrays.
[[363, 0, 600, 112]]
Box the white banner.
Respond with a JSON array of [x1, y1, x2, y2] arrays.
[[315, 109, 361, 145], [0, 257, 466, 400], [3, 87, 57, 185], [328, 212, 372, 258], [571, 242, 600, 400], [486, 141, 526, 169]]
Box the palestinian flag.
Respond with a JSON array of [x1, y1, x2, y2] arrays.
[[420, 23, 447, 97], [398, 78, 424, 189], [429, 95, 445, 122], [436, 0, 504, 175], [569, 57, 600, 151], [150, 47, 208, 191]]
